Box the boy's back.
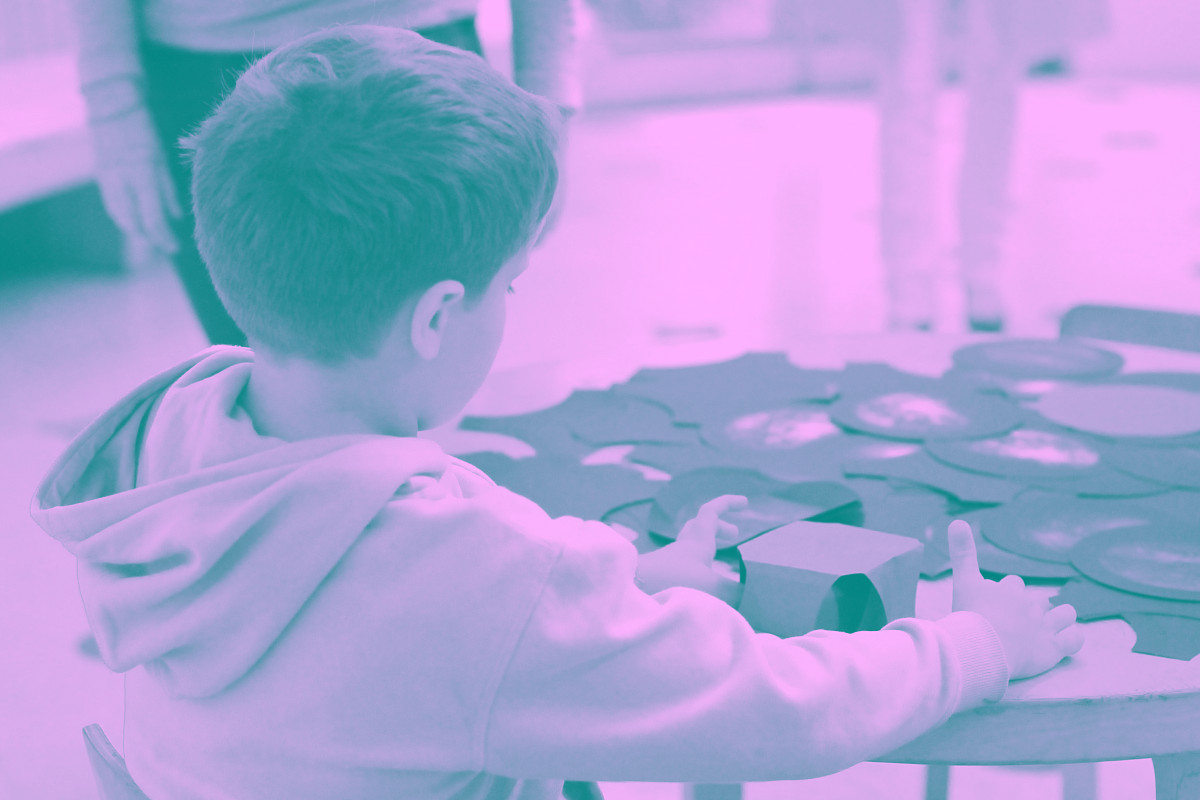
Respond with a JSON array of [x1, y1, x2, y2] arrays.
[[34, 348, 1005, 800]]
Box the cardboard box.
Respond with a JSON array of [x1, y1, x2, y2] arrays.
[[736, 521, 924, 637]]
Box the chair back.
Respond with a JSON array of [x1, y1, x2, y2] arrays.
[[1060, 304, 1200, 352], [82, 724, 151, 800]]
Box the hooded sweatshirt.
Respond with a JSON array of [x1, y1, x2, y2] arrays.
[[32, 347, 1009, 799]]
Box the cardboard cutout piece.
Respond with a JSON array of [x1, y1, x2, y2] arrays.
[[736, 521, 923, 638], [649, 468, 862, 548], [952, 339, 1123, 380]]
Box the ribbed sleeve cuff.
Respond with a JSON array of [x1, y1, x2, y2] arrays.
[[81, 75, 146, 124], [938, 611, 1010, 712]]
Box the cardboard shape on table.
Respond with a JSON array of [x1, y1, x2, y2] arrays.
[[1052, 577, 1200, 622], [1026, 466, 1167, 498], [1031, 383, 1200, 439], [843, 448, 1026, 505], [829, 385, 1024, 442], [648, 467, 862, 548], [977, 491, 1182, 563], [460, 389, 693, 459], [1103, 442, 1200, 489], [854, 482, 950, 541], [951, 338, 1124, 380], [703, 428, 919, 485], [1121, 613, 1200, 661], [939, 367, 1072, 401], [613, 352, 840, 427], [1069, 525, 1200, 602], [1107, 371, 1200, 393], [693, 412, 912, 484], [457, 452, 658, 522], [700, 403, 841, 456], [925, 426, 1110, 481], [736, 521, 924, 638]]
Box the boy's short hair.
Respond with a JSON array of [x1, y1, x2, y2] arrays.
[[184, 25, 561, 363]]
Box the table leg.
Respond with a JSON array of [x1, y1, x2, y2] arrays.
[[1154, 751, 1200, 800], [924, 764, 950, 800], [683, 784, 743, 800]]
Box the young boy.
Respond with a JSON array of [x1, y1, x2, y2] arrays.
[[32, 25, 1083, 799]]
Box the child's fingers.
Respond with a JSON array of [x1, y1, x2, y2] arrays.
[[158, 161, 183, 219], [1055, 624, 1086, 656], [697, 495, 748, 520], [998, 574, 1025, 593], [1046, 603, 1077, 632], [948, 520, 984, 599]]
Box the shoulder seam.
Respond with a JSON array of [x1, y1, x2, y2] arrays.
[[474, 541, 564, 771]]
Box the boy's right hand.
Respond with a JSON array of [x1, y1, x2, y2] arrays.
[[948, 520, 1085, 680]]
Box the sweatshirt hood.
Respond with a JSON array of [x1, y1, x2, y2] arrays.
[[31, 347, 449, 698]]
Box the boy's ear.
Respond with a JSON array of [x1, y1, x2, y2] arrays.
[[410, 280, 466, 360]]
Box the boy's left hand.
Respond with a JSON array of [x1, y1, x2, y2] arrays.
[[634, 495, 748, 603]]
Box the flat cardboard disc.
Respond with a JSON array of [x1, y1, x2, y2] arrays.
[[1028, 466, 1168, 498], [1032, 384, 1200, 438], [696, 409, 908, 483], [706, 404, 842, 452], [1104, 443, 1200, 490], [1051, 578, 1200, 621], [829, 388, 1022, 442], [926, 427, 1107, 480], [952, 339, 1123, 380], [843, 450, 1025, 505], [978, 493, 1178, 563], [1108, 372, 1200, 394], [1070, 525, 1200, 602]]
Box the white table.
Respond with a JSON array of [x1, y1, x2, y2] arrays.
[[430, 333, 1200, 800]]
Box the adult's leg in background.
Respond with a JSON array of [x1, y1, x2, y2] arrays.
[[878, 0, 943, 331], [957, 0, 1024, 332], [140, 43, 259, 347]]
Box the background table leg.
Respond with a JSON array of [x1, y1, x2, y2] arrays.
[[684, 784, 744, 800], [1061, 762, 1097, 800], [1154, 751, 1200, 800], [924, 764, 950, 800]]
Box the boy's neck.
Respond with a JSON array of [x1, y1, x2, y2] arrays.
[[241, 354, 421, 442]]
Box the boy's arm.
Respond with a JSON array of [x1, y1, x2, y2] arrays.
[[68, 0, 145, 124], [67, 0, 182, 256], [481, 518, 1008, 784]]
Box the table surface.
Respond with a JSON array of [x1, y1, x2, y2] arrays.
[[429, 333, 1200, 768]]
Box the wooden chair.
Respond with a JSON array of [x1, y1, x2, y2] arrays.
[[1060, 304, 1200, 352], [82, 725, 150, 800]]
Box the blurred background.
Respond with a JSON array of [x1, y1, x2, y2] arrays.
[[2, 0, 1199, 797]]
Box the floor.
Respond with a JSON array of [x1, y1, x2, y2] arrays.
[[3, 72, 1199, 798]]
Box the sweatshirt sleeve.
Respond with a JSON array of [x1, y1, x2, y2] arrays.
[[68, 0, 147, 124], [482, 519, 1009, 783], [509, 0, 582, 114]]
